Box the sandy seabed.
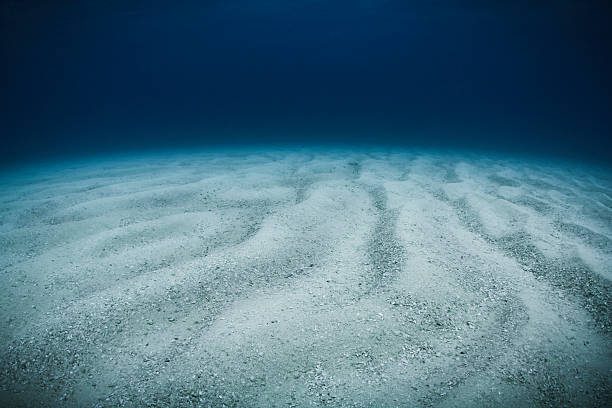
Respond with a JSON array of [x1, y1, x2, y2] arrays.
[[0, 149, 610, 407]]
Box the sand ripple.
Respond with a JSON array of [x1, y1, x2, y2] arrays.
[[0, 150, 610, 407]]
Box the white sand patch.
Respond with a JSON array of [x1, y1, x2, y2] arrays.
[[0, 149, 610, 407]]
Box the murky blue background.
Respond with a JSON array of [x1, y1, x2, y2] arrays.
[[2, 1, 611, 166]]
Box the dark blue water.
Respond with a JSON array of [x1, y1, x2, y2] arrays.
[[2, 1, 611, 166]]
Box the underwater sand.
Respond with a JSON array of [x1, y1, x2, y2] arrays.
[[0, 149, 610, 407]]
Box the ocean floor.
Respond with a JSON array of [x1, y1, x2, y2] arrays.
[[0, 149, 610, 407]]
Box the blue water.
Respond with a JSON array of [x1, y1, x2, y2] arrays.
[[1, 1, 611, 166]]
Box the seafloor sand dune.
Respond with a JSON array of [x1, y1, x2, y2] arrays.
[[0, 149, 610, 407]]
